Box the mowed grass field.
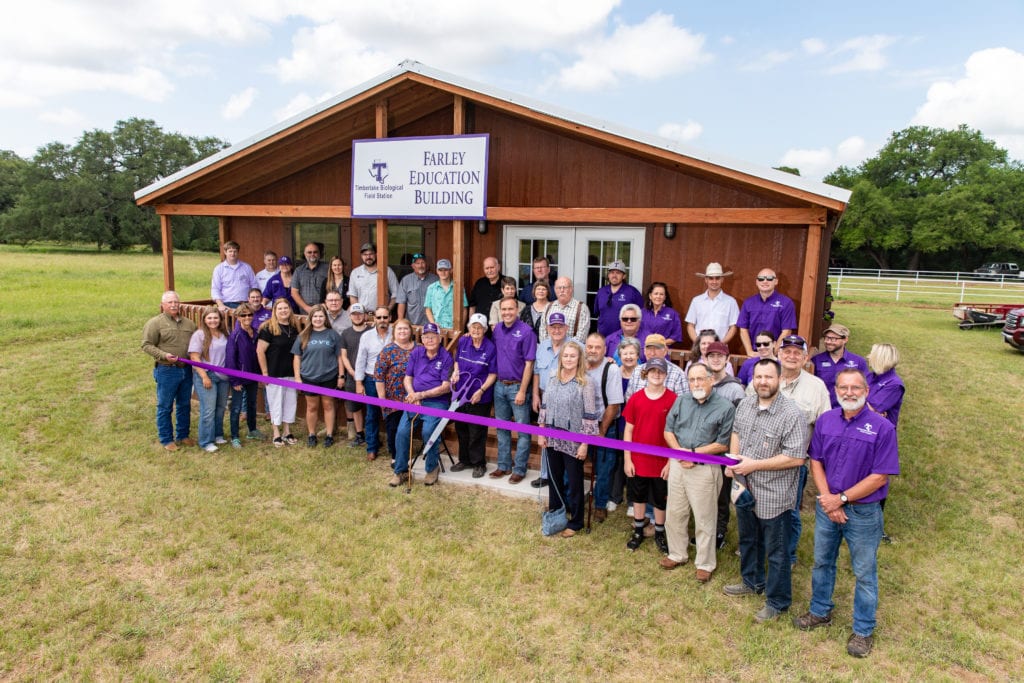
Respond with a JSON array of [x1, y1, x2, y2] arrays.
[[1, 245, 1022, 681]]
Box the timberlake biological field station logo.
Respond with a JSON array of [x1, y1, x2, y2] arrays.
[[369, 159, 388, 184]]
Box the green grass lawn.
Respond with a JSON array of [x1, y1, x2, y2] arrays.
[[1, 246, 1022, 680]]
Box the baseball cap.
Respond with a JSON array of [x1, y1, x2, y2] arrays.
[[349, 303, 366, 314], [607, 259, 627, 273], [547, 312, 567, 326], [780, 334, 808, 351], [468, 313, 488, 328], [644, 357, 669, 373], [411, 252, 426, 262], [436, 258, 452, 270], [706, 341, 730, 357], [277, 255, 292, 265], [359, 242, 375, 253], [644, 333, 667, 348], [823, 323, 850, 338], [422, 322, 441, 335]]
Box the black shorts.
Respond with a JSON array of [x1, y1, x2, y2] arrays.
[[627, 475, 667, 510], [301, 376, 339, 396], [343, 374, 363, 412]]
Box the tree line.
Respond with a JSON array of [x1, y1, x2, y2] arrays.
[[0, 118, 228, 252], [1, 119, 1022, 268]]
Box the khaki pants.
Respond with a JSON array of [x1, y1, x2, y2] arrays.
[[665, 460, 723, 571]]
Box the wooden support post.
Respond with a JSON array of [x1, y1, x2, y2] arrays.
[[375, 99, 390, 309], [798, 222, 824, 340], [161, 214, 175, 291], [452, 94, 466, 328]]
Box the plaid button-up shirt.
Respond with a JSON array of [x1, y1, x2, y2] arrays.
[[732, 392, 807, 519]]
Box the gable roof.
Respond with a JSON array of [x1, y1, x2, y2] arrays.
[[135, 60, 850, 208]]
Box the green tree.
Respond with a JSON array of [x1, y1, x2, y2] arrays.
[[826, 125, 1019, 270]]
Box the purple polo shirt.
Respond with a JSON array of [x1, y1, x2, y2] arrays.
[[866, 369, 905, 427], [492, 318, 537, 381], [737, 291, 797, 339], [454, 335, 497, 403], [812, 350, 869, 408], [809, 407, 900, 503], [405, 345, 454, 397], [605, 324, 649, 364], [644, 305, 683, 342], [595, 283, 645, 337]]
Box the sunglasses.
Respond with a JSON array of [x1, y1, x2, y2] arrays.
[[757, 276, 776, 282], [620, 317, 638, 322], [374, 315, 390, 320], [236, 313, 254, 318], [755, 341, 773, 348]]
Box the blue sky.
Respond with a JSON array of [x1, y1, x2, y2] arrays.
[[2, 1, 1023, 179]]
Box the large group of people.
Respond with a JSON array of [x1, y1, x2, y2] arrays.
[[142, 245, 907, 658]]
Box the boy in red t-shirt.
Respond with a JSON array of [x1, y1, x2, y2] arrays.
[[622, 357, 678, 552]]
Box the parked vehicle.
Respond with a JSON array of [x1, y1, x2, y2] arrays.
[[974, 262, 1022, 279], [953, 302, 1024, 330], [1003, 307, 1024, 351]]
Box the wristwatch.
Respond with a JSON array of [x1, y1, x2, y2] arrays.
[[839, 492, 849, 505]]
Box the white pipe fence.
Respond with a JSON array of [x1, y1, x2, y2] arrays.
[[828, 269, 1024, 304]]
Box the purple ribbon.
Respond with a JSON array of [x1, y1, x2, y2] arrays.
[[180, 358, 739, 467]]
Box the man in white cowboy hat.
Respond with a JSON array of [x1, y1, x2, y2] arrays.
[[685, 262, 739, 345]]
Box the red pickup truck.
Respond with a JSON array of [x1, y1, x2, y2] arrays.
[[1003, 307, 1024, 351]]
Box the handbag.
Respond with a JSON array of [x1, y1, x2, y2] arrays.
[[541, 449, 569, 536]]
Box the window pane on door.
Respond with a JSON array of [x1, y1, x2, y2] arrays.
[[515, 239, 560, 290], [386, 224, 424, 280], [293, 223, 339, 262]]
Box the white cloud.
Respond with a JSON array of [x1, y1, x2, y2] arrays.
[[779, 135, 878, 180], [827, 35, 898, 74], [38, 107, 85, 127], [912, 47, 1024, 159], [739, 49, 793, 72], [274, 91, 333, 123], [801, 38, 826, 55], [552, 12, 710, 91], [222, 87, 258, 120], [658, 120, 703, 142]]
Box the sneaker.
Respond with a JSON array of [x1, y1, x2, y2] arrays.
[[626, 505, 633, 517], [881, 532, 893, 544], [793, 612, 832, 630], [847, 633, 874, 658], [654, 531, 669, 555], [605, 501, 617, 512], [723, 583, 760, 597], [307, 435, 317, 448], [530, 477, 549, 489], [716, 533, 727, 550], [247, 430, 264, 440], [203, 443, 218, 453], [351, 434, 366, 447], [273, 437, 285, 448], [388, 472, 409, 487], [323, 436, 334, 448], [472, 465, 486, 478], [231, 438, 242, 449], [626, 529, 645, 551], [284, 434, 297, 446], [754, 605, 784, 623], [449, 462, 468, 472], [214, 437, 228, 445], [423, 469, 439, 486]]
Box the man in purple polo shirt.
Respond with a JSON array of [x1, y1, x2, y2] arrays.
[[391, 322, 454, 487], [451, 313, 498, 478], [595, 259, 644, 337], [792, 367, 899, 659], [811, 323, 868, 408], [737, 268, 797, 355], [490, 298, 537, 483]]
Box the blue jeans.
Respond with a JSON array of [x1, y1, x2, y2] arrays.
[[385, 410, 403, 459], [790, 464, 808, 565], [193, 374, 229, 447], [230, 381, 258, 439], [810, 501, 884, 636], [154, 364, 193, 445], [364, 379, 383, 455], [494, 381, 531, 475], [592, 424, 619, 509], [736, 506, 792, 611], [393, 397, 447, 474]]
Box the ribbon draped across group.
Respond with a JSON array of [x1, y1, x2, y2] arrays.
[[180, 358, 741, 467]]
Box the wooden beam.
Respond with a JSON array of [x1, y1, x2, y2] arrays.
[[161, 214, 175, 291], [218, 217, 227, 250], [798, 223, 824, 340], [375, 99, 389, 309], [452, 95, 466, 328], [155, 204, 826, 225]]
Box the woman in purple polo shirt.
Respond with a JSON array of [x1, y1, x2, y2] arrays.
[[225, 303, 262, 448], [451, 313, 498, 478], [644, 282, 682, 347], [866, 343, 905, 427]]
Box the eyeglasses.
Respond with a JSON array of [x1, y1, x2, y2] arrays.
[[757, 275, 776, 282], [236, 313, 253, 318], [374, 315, 390, 320], [305, 251, 319, 256], [620, 317, 638, 323], [755, 341, 773, 348], [823, 335, 844, 342]]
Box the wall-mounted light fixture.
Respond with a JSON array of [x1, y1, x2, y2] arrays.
[[663, 222, 676, 239], [477, 220, 487, 235]]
